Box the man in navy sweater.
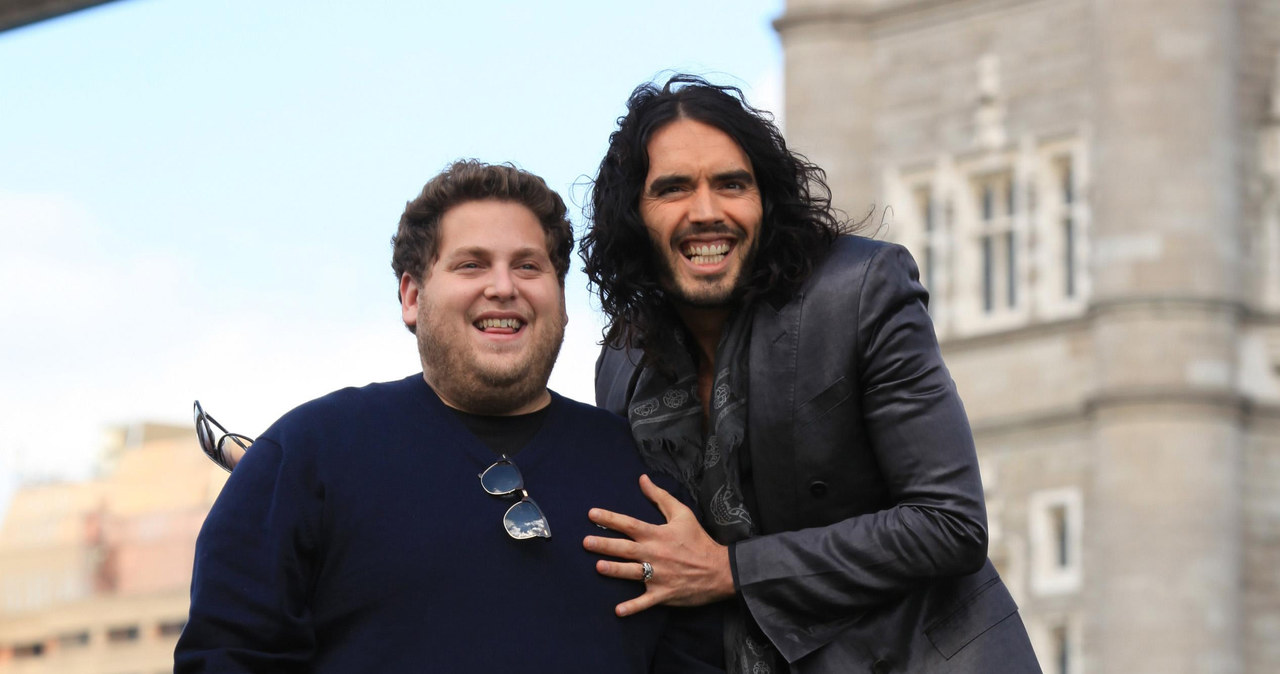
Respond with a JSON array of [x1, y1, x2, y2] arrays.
[[175, 160, 723, 673]]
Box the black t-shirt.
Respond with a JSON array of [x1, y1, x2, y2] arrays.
[[450, 406, 549, 457]]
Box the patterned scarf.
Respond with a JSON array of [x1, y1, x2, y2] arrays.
[[627, 309, 785, 674]]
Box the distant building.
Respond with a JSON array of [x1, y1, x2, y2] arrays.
[[775, 1, 1280, 672], [0, 424, 226, 674]]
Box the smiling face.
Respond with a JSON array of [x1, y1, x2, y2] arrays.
[[400, 199, 567, 415], [640, 118, 763, 309]]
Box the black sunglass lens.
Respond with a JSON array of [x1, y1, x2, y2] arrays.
[[195, 419, 215, 455], [214, 434, 252, 472], [504, 498, 550, 539], [480, 461, 523, 495]]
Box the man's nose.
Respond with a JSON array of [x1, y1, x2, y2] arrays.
[[484, 268, 517, 300], [688, 185, 722, 224]]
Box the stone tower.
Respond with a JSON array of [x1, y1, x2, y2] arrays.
[[775, 1, 1280, 672]]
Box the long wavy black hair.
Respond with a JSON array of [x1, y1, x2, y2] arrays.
[[580, 74, 845, 367]]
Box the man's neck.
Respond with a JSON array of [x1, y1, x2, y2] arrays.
[[674, 303, 733, 425], [674, 304, 731, 369], [422, 372, 552, 416]]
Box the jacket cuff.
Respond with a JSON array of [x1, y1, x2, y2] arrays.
[[733, 535, 855, 663], [728, 540, 742, 592]]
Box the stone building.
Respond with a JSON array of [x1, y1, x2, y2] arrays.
[[774, 0, 1280, 672], [0, 425, 227, 674]]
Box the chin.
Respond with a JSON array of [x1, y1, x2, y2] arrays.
[[672, 277, 742, 307], [472, 363, 533, 388]]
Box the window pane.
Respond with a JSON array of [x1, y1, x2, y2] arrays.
[[917, 187, 934, 232], [108, 625, 140, 643], [1062, 159, 1074, 205], [14, 642, 45, 659], [924, 249, 935, 291], [1064, 215, 1076, 298], [1051, 504, 1070, 567], [1005, 174, 1015, 215], [982, 235, 994, 312], [159, 620, 187, 637], [57, 631, 90, 648], [1006, 230, 1017, 307], [1053, 623, 1070, 674]]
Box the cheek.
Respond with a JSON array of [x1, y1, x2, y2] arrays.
[[431, 289, 478, 323], [736, 204, 764, 240], [640, 204, 676, 240]]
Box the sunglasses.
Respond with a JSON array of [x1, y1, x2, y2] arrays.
[[193, 400, 253, 473], [478, 457, 551, 540]]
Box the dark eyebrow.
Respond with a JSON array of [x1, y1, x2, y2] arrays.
[[714, 170, 756, 186], [645, 169, 756, 195], [443, 246, 492, 261], [645, 174, 691, 195], [444, 245, 548, 261], [509, 245, 550, 261]]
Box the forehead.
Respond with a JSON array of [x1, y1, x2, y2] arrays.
[[435, 200, 549, 256], [644, 118, 753, 178]]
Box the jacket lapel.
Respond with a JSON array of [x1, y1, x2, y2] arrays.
[[747, 292, 803, 534]]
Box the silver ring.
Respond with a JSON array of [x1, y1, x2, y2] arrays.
[[641, 561, 654, 583]]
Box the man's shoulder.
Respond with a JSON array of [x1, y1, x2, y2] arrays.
[[267, 374, 425, 434], [814, 234, 901, 275], [795, 235, 913, 297], [550, 391, 630, 436]]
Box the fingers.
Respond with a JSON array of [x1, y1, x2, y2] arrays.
[[583, 533, 641, 561], [595, 560, 662, 618], [594, 559, 650, 582], [637, 474, 687, 522], [588, 506, 650, 537], [616, 592, 662, 617]]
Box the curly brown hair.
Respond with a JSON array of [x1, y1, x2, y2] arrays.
[[391, 160, 574, 330]]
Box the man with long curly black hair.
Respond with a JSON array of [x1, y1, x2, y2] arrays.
[[581, 75, 1040, 673]]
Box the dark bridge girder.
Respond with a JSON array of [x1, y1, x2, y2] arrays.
[[0, 0, 122, 33]]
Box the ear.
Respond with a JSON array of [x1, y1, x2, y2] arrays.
[[400, 273, 421, 329], [557, 284, 569, 328]]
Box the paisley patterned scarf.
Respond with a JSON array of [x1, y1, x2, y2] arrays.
[[627, 308, 784, 674]]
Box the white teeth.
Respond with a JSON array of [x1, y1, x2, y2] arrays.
[[477, 318, 522, 330], [682, 242, 730, 264], [683, 242, 730, 257]]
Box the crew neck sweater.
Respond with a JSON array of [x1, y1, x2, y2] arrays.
[[176, 374, 722, 673]]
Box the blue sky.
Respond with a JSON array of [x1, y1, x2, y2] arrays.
[[0, 0, 785, 507]]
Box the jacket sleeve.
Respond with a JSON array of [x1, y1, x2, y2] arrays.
[[595, 340, 644, 416], [732, 243, 989, 662], [174, 436, 321, 673]]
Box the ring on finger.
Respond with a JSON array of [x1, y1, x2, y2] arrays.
[[641, 561, 654, 583]]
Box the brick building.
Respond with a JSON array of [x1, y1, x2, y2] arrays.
[[0, 425, 226, 674]]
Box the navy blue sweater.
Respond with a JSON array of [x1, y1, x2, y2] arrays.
[[176, 374, 723, 673]]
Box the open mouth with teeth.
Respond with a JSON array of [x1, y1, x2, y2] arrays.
[[475, 317, 524, 334], [681, 241, 732, 265]]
